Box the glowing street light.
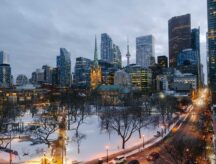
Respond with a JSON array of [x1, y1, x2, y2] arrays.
[[159, 92, 165, 99]]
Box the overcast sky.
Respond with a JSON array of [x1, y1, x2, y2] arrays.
[[0, 0, 207, 81]]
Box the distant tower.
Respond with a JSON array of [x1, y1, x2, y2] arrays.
[[90, 36, 102, 89], [126, 39, 131, 66]]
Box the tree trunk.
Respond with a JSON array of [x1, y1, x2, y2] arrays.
[[139, 128, 141, 138], [122, 138, 125, 149], [78, 143, 80, 154]]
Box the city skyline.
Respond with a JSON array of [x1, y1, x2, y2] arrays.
[[0, 0, 207, 81]]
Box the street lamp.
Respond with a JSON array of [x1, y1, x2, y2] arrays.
[[105, 145, 109, 163], [160, 124, 165, 137], [142, 134, 145, 149], [185, 148, 190, 162], [159, 92, 165, 99]]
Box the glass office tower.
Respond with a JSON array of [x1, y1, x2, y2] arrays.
[[168, 14, 191, 67], [207, 0, 216, 93], [57, 48, 71, 87]]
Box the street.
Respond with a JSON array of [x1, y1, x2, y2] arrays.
[[126, 90, 210, 164]]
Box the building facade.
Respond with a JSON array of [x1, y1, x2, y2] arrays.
[[114, 70, 131, 87], [42, 65, 53, 84], [207, 0, 216, 93], [112, 44, 122, 68], [177, 49, 198, 66], [16, 74, 28, 86], [172, 73, 197, 91], [168, 14, 191, 67], [99, 60, 116, 85], [125, 64, 152, 92], [0, 51, 11, 88], [74, 57, 92, 87], [0, 64, 11, 88], [136, 35, 155, 68], [156, 75, 169, 92], [101, 33, 113, 63], [0, 51, 9, 65], [191, 28, 202, 87], [157, 56, 168, 68], [57, 48, 71, 87]]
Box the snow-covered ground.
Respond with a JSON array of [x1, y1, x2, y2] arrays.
[[66, 115, 160, 162], [0, 110, 163, 163]]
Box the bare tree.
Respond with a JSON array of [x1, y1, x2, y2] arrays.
[[153, 95, 178, 132], [72, 133, 86, 154], [100, 107, 156, 149], [163, 136, 205, 164], [33, 111, 59, 147], [0, 132, 16, 149]]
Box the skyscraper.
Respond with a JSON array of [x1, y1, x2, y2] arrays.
[[168, 14, 191, 67], [136, 35, 155, 68], [191, 28, 200, 54], [112, 44, 122, 68], [0, 51, 11, 88], [191, 28, 202, 87], [42, 65, 53, 84], [207, 0, 216, 93], [0, 51, 9, 65], [57, 48, 71, 87], [74, 57, 92, 87], [101, 33, 113, 63], [157, 56, 168, 68], [0, 65, 11, 88]]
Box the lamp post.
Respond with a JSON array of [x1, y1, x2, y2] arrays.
[[9, 131, 12, 164], [185, 148, 190, 163], [142, 134, 145, 149], [105, 145, 109, 163]]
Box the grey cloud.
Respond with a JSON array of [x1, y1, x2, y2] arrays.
[[0, 0, 207, 82]]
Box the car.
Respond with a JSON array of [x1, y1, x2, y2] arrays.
[[146, 152, 160, 161], [128, 160, 139, 164], [112, 156, 126, 164], [30, 138, 44, 145], [72, 160, 78, 164]]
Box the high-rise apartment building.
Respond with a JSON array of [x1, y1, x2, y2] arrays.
[[57, 48, 71, 87], [136, 35, 155, 68], [168, 14, 191, 67]]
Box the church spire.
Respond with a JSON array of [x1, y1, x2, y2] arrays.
[[94, 35, 99, 66]]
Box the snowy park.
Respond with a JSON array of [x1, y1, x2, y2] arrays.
[[0, 94, 185, 163]]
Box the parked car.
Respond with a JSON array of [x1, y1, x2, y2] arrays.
[[72, 160, 78, 164], [112, 156, 126, 164], [146, 152, 160, 161], [128, 160, 139, 164], [30, 138, 44, 145]]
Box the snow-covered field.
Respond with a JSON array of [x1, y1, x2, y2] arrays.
[[66, 115, 160, 162], [0, 110, 162, 163]]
